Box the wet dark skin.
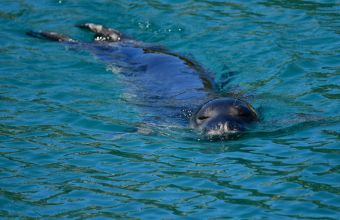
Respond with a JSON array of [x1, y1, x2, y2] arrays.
[[27, 23, 259, 139]]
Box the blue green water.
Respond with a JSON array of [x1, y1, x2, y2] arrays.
[[1, 0, 339, 219]]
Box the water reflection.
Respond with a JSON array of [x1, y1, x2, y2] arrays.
[[0, 0, 339, 218]]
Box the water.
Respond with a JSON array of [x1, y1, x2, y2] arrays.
[[1, 0, 339, 219]]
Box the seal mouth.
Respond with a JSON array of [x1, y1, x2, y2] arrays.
[[202, 121, 244, 139]]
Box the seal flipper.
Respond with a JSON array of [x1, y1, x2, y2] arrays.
[[76, 23, 122, 42], [26, 31, 76, 42]]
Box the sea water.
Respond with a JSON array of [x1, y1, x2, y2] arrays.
[[0, 0, 339, 218]]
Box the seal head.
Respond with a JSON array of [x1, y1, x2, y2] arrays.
[[190, 97, 258, 138]]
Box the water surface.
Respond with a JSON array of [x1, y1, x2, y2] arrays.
[[0, 0, 339, 219]]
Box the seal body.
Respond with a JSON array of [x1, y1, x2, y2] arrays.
[[27, 23, 258, 138], [89, 41, 214, 125]]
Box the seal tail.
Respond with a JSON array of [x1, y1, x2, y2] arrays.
[[76, 23, 122, 42], [26, 31, 76, 42]]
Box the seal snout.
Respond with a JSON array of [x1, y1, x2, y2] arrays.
[[202, 119, 244, 137]]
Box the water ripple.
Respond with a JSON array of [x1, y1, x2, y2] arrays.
[[0, 0, 339, 219]]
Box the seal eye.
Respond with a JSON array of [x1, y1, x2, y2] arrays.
[[237, 107, 245, 116], [233, 106, 247, 117], [197, 115, 209, 121]]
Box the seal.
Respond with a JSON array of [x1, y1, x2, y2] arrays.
[[27, 23, 258, 139]]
